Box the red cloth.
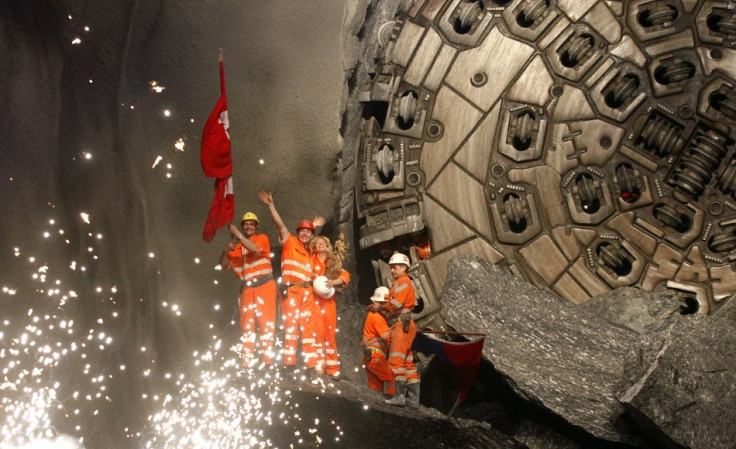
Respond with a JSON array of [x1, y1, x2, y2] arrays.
[[412, 333, 485, 405], [202, 177, 234, 242], [201, 59, 234, 242]]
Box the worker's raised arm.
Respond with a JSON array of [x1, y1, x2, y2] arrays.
[[227, 223, 261, 254], [258, 191, 290, 242]]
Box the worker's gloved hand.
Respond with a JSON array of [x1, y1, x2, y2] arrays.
[[402, 318, 410, 333], [363, 348, 372, 361]]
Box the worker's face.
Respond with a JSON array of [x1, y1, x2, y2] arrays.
[[390, 263, 407, 279], [298, 228, 314, 245], [241, 220, 258, 237], [314, 238, 328, 253]]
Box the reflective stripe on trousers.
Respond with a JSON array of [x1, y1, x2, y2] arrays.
[[239, 279, 277, 364], [387, 319, 417, 383], [280, 285, 317, 367], [314, 295, 340, 375]]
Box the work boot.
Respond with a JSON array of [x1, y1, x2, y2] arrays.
[[384, 381, 406, 407], [307, 368, 322, 385], [406, 382, 420, 406], [282, 364, 298, 381], [382, 381, 392, 399]]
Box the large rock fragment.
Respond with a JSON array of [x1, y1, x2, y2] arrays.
[[617, 316, 736, 449], [712, 293, 736, 325], [440, 256, 640, 443], [581, 287, 683, 335]]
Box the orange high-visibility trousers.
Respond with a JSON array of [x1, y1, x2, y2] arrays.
[[364, 353, 395, 395], [313, 301, 325, 372], [387, 319, 417, 383], [314, 296, 339, 375], [239, 279, 277, 365], [280, 285, 317, 368]]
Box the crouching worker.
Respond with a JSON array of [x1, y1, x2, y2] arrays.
[[367, 252, 420, 406], [361, 286, 394, 397]]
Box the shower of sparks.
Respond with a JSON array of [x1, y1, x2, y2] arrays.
[[174, 138, 185, 152], [72, 152, 93, 162], [0, 222, 128, 446], [149, 81, 165, 93], [3, 16, 349, 443], [151, 156, 163, 169]]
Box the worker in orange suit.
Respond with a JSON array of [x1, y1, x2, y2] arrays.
[[411, 235, 431, 260], [220, 212, 277, 367], [258, 191, 324, 380], [311, 235, 350, 381], [367, 252, 419, 406], [362, 286, 394, 396]]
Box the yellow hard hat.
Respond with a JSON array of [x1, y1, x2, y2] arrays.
[[241, 212, 259, 225]]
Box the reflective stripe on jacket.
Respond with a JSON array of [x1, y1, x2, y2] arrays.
[[312, 255, 351, 298], [280, 235, 314, 283], [362, 312, 390, 354], [227, 234, 273, 281], [382, 274, 415, 322]]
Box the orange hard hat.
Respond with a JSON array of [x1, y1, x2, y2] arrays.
[[296, 220, 315, 233]]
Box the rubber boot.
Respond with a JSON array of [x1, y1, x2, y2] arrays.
[[406, 382, 420, 406], [381, 381, 392, 399], [308, 368, 322, 384], [384, 381, 406, 406]]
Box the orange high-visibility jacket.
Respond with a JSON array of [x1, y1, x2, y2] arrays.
[[226, 234, 273, 283], [280, 235, 314, 283], [383, 274, 415, 322], [312, 256, 351, 296], [362, 312, 390, 352]]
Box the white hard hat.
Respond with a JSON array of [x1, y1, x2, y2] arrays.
[[370, 286, 389, 302], [388, 252, 410, 267], [313, 275, 335, 298]]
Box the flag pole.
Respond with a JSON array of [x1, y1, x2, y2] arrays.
[[447, 395, 462, 417]]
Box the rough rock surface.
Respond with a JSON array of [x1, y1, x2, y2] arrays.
[[140, 370, 526, 449], [440, 255, 640, 444], [617, 316, 736, 449], [712, 293, 736, 325], [284, 380, 526, 449], [581, 287, 683, 335]]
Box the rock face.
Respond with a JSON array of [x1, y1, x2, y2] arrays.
[[285, 381, 526, 449], [617, 316, 736, 449], [712, 293, 736, 325], [580, 287, 683, 335], [440, 255, 640, 443], [141, 373, 526, 449]]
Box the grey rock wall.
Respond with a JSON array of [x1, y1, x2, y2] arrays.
[[618, 316, 736, 449], [440, 255, 736, 448], [440, 255, 641, 444]]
